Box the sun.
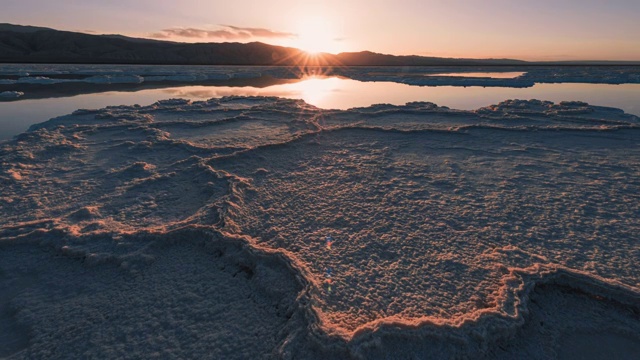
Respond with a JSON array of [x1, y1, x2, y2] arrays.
[[293, 16, 344, 54]]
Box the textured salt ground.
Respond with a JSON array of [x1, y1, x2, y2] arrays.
[[1, 96, 640, 358], [0, 231, 302, 359], [211, 127, 640, 333], [559, 333, 640, 360]]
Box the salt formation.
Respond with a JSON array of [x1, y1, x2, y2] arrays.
[[1, 97, 639, 358], [0, 91, 23, 99]]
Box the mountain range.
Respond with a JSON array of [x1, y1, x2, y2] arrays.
[[1, 23, 638, 66]]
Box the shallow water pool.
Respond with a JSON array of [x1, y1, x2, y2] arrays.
[[1, 77, 639, 140]]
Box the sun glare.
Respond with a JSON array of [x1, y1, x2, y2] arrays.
[[293, 16, 343, 54], [294, 77, 341, 105]]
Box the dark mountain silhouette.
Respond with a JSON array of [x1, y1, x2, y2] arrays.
[[0, 23, 529, 66], [0, 23, 55, 33], [334, 50, 526, 66], [1, 23, 638, 66]]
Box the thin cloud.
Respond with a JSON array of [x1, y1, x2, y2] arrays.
[[149, 25, 296, 41], [222, 25, 296, 38], [148, 32, 171, 39]]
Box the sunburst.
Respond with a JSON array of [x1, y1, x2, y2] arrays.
[[292, 16, 344, 55]]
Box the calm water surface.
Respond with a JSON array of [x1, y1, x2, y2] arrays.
[[1, 77, 639, 139]]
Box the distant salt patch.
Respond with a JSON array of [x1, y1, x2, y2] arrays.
[[2, 71, 261, 88], [0, 91, 24, 99], [84, 75, 144, 84], [7, 75, 144, 86], [230, 72, 262, 79], [16, 76, 62, 85], [144, 73, 231, 82], [426, 72, 526, 79]]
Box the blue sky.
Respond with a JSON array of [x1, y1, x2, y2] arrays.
[[2, 0, 639, 60]]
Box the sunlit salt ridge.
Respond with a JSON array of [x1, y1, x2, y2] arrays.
[[1, 96, 639, 358]]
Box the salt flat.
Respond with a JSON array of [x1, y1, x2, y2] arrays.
[[1, 97, 639, 359]]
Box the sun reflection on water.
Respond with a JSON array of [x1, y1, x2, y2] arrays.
[[294, 76, 342, 105], [156, 79, 640, 115]]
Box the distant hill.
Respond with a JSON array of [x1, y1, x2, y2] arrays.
[[0, 23, 55, 33], [1, 23, 638, 66], [334, 51, 526, 66], [0, 24, 325, 65]]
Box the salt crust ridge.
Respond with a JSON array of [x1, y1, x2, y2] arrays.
[[1, 96, 639, 358]]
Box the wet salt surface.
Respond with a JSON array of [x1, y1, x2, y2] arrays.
[[1, 96, 639, 358]]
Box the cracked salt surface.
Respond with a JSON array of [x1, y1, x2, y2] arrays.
[[1, 96, 639, 358]]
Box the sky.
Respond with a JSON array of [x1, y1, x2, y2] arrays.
[[2, 0, 640, 60]]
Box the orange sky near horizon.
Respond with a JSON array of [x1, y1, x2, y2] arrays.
[[2, 0, 640, 61]]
